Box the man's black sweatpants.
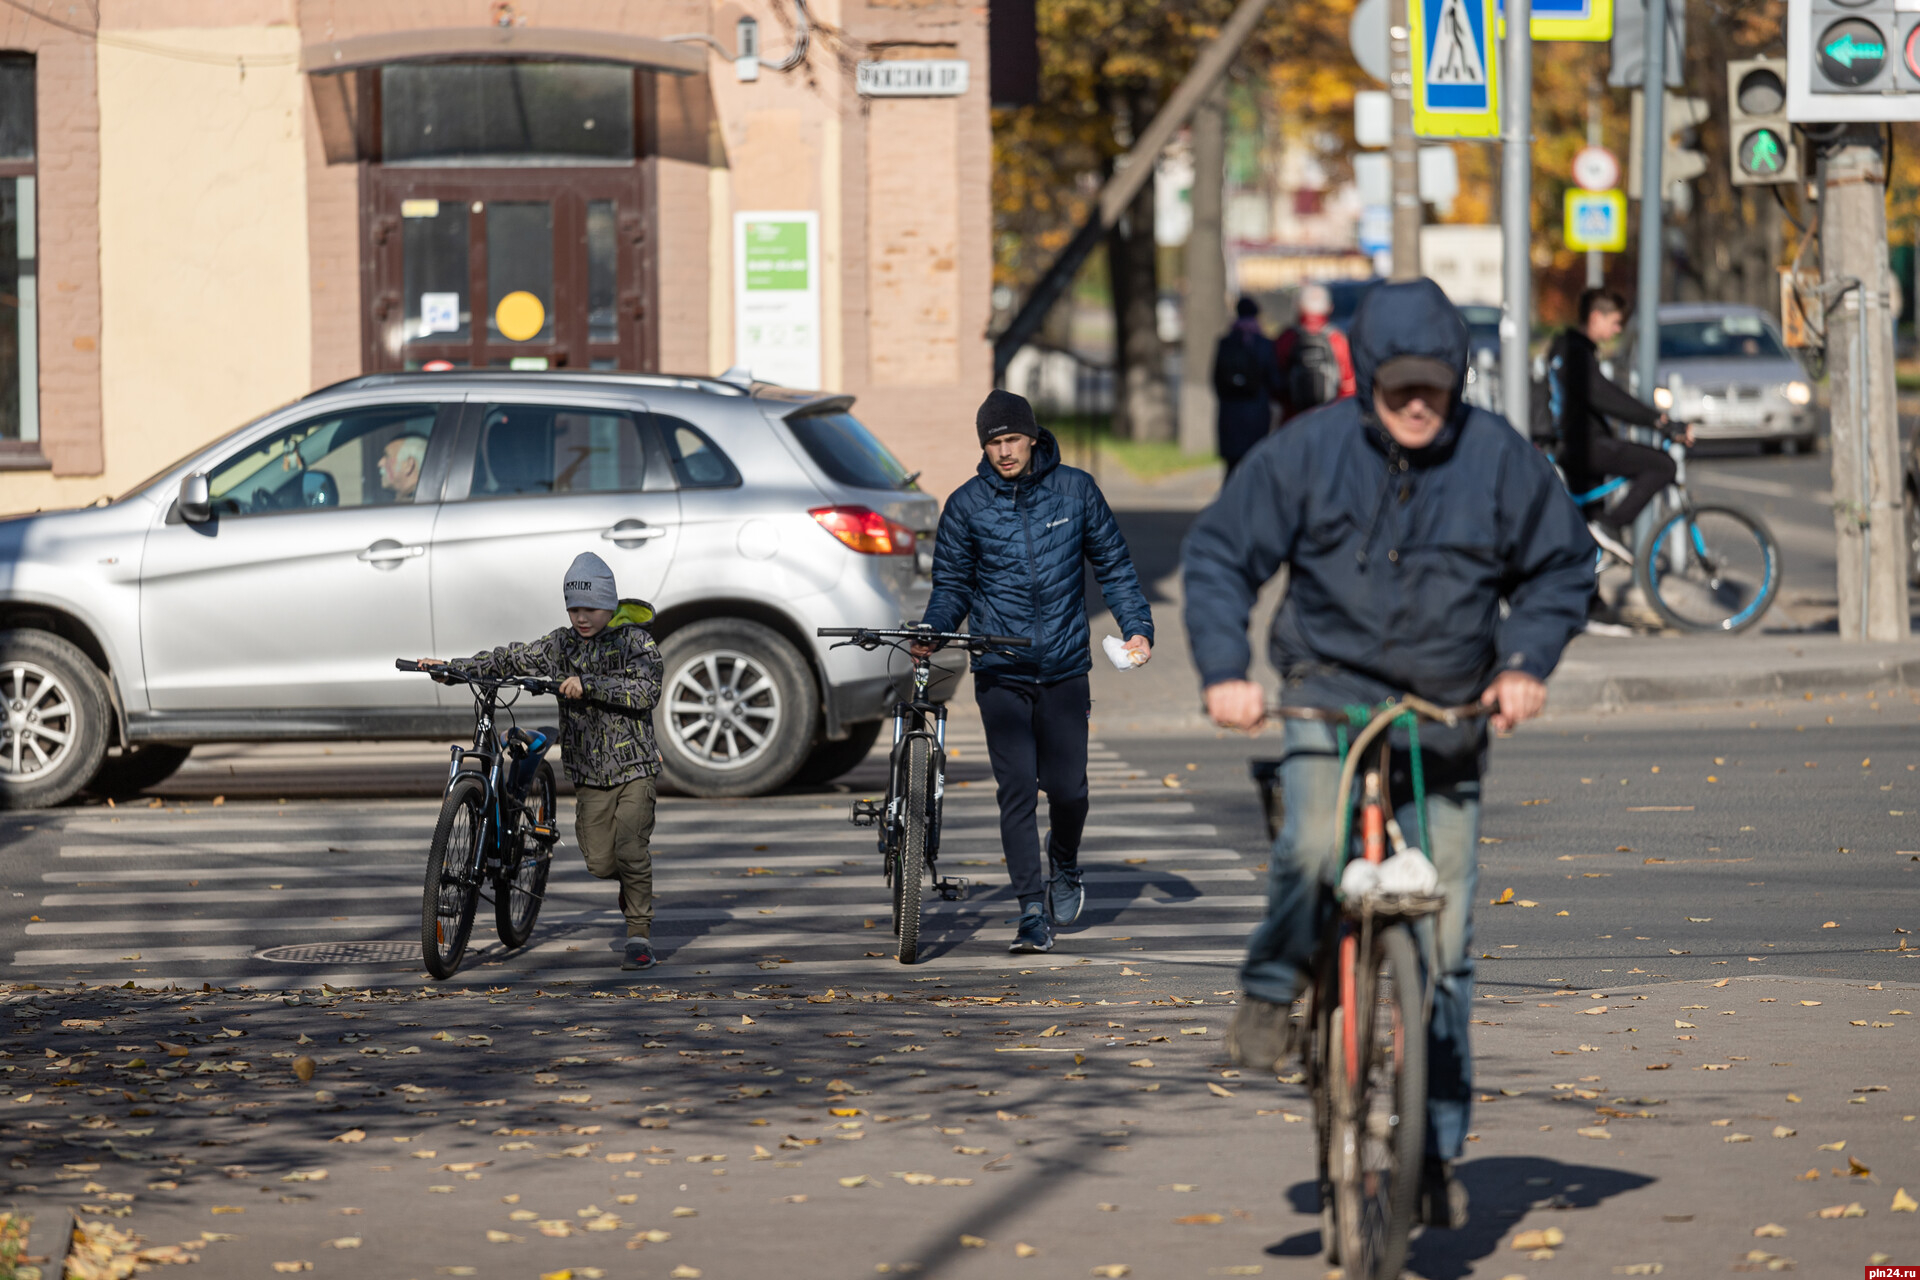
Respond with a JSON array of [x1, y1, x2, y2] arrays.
[[974, 673, 1091, 904]]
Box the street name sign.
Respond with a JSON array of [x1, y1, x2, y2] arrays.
[[1496, 0, 1614, 42], [1412, 0, 1500, 138], [855, 60, 969, 97], [1564, 189, 1628, 251]]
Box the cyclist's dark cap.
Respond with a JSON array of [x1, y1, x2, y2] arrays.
[[1373, 355, 1455, 392]]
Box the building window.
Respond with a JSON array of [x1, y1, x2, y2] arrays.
[[379, 62, 636, 166], [0, 53, 36, 455]]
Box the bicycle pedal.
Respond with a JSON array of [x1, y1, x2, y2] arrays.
[[530, 824, 559, 844], [934, 875, 971, 901], [849, 799, 884, 828]]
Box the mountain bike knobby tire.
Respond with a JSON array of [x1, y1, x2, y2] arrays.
[[1633, 501, 1780, 634], [422, 776, 486, 979], [496, 759, 555, 951], [895, 736, 930, 964], [1325, 922, 1426, 1280]]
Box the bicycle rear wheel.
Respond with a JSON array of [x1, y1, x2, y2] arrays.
[[1635, 502, 1780, 633], [895, 736, 929, 964], [496, 760, 555, 950], [1328, 923, 1426, 1280], [422, 777, 486, 979]]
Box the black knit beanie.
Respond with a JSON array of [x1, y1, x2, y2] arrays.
[[976, 389, 1039, 447]]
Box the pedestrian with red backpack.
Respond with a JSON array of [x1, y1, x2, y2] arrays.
[[1274, 283, 1357, 423]]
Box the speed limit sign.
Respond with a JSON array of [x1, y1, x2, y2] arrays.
[[1572, 145, 1620, 193]]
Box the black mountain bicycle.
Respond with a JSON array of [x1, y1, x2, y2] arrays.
[[396, 659, 562, 979], [815, 627, 1030, 963]]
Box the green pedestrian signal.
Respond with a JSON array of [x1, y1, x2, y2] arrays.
[[1741, 129, 1785, 176]]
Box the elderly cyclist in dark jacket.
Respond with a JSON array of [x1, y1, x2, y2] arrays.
[[920, 390, 1154, 954], [1182, 278, 1594, 1230]]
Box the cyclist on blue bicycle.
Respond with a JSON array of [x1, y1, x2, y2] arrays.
[[1182, 278, 1595, 1229]]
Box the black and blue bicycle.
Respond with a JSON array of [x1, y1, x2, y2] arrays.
[[1570, 436, 1780, 632], [397, 659, 561, 978]]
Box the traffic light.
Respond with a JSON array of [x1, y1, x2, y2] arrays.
[[1627, 90, 1709, 200], [1727, 58, 1801, 186], [1786, 0, 1920, 122]]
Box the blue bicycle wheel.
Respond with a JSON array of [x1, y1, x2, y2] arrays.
[[1635, 502, 1780, 633]]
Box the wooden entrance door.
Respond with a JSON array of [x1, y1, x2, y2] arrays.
[[362, 167, 655, 373]]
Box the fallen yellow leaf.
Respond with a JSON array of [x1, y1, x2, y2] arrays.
[[1753, 1224, 1787, 1238], [330, 1129, 366, 1144], [959, 1234, 988, 1248], [1512, 1227, 1565, 1249], [1174, 1213, 1223, 1225], [1892, 1188, 1918, 1213]]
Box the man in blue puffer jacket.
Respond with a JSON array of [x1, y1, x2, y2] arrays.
[[1182, 278, 1595, 1229], [919, 390, 1154, 954]]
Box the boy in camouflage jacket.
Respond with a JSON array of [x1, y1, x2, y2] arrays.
[[429, 552, 666, 971]]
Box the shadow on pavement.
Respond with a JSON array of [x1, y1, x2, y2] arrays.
[[1266, 1155, 1656, 1277]]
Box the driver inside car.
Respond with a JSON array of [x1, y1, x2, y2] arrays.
[[378, 433, 429, 502]]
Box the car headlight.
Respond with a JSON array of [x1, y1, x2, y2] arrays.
[[1652, 386, 1673, 410], [1782, 380, 1812, 406]]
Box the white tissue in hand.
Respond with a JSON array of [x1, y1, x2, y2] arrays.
[[1375, 849, 1439, 896], [1338, 858, 1380, 900], [1101, 634, 1140, 671]]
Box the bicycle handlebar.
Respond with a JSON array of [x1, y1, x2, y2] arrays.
[[815, 627, 1032, 650], [395, 659, 561, 697], [1267, 698, 1491, 729]]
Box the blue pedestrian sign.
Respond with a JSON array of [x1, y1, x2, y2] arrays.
[[1496, 0, 1614, 42], [1412, 0, 1500, 138], [1564, 189, 1627, 252]]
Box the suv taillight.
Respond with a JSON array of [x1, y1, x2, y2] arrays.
[[810, 505, 916, 555]]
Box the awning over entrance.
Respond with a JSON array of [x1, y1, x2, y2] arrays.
[[301, 27, 704, 77], [304, 27, 707, 164]]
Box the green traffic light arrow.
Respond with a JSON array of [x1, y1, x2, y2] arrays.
[[1824, 33, 1885, 68]]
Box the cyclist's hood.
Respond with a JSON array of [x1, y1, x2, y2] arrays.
[[609, 598, 655, 629], [1349, 278, 1472, 443]]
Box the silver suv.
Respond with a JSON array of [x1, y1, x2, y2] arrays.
[[0, 372, 951, 808]]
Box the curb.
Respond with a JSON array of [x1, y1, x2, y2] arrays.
[[1546, 652, 1920, 712]]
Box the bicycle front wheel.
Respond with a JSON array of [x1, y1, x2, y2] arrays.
[[422, 777, 486, 979], [1328, 923, 1426, 1280], [496, 760, 555, 950], [1635, 502, 1780, 633], [895, 736, 930, 964]]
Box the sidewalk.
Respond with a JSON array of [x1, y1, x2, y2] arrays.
[[0, 973, 1910, 1277]]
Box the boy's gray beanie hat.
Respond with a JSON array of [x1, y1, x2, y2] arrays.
[[563, 551, 618, 611]]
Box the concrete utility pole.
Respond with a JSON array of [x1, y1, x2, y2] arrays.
[[1818, 131, 1909, 640], [1586, 74, 1604, 289], [1499, 0, 1533, 424], [1179, 80, 1229, 457], [1631, 0, 1666, 408], [1389, 0, 1420, 279]]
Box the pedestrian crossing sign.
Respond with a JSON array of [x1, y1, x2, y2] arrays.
[[1564, 188, 1627, 252], [1412, 0, 1501, 138], [1496, 0, 1614, 43]]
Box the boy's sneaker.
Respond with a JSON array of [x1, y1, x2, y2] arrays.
[[1047, 864, 1085, 926], [621, 938, 657, 971], [1009, 902, 1054, 954], [1226, 996, 1303, 1073], [1418, 1157, 1469, 1229]]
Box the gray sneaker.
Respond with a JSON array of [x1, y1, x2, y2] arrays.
[[622, 938, 657, 971], [1009, 902, 1054, 954], [1418, 1157, 1469, 1229], [1226, 995, 1303, 1073], [1047, 864, 1085, 926]]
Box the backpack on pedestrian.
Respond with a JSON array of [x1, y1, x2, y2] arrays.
[[1528, 344, 1567, 450], [1284, 326, 1344, 411], [1213, 332, 1264, 400]]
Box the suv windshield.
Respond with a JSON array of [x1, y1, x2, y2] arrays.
[[785, 410, 918, 491], [1659, 316, 1787, 361]]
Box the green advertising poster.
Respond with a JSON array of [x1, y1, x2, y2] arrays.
[[743, 220, 811, 291], [734, 212, 820, 388]]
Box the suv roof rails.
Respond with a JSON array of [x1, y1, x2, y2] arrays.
[[303, 370, 755, 399]]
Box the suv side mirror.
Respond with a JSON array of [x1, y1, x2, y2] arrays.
[[178, 472, 211, 524]]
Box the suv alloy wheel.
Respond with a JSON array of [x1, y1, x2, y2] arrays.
[[655, 617, 818, 798], [0, 629, 112, 810]]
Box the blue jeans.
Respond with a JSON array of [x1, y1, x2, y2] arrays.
[[1241, 720, 1481, 1161]]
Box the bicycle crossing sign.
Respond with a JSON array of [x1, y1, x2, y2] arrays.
[[1412, 0, 1500, 138], [1564, 188, 1627, 252]]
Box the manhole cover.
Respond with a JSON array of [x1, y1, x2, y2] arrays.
[[255, 941, 423, 966]]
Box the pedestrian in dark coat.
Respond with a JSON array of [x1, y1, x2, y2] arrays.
[[920, 390, 1155, 955], [1212, 296, 1286, 472]]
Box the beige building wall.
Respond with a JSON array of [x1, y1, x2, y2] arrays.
[[2, 23, 312, 512]]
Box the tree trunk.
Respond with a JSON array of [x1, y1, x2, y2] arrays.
[[1178, 79, 1228, 457], [1110, 89, 1175, 442]]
